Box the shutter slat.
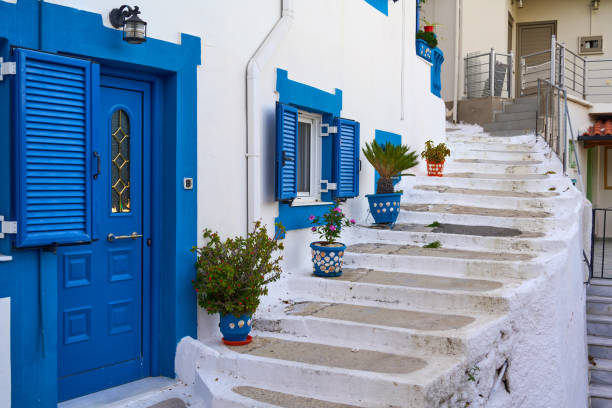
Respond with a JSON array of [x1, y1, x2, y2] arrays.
[[15, 49, 92, 247], [333, 118, 360, 199], [275, 103, 299, 201]]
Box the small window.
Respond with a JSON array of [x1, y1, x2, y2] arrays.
[[580, 35, 604, 55], [295, 111, 322, 203], [111, 109, 131, 213]]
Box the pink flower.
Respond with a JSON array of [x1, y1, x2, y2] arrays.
[[329, 225, 337, 231], [308, 215, 315, 221], [311, 226, 316, 232], [334, 207, 342, 212], [350, 219, 356, 224]]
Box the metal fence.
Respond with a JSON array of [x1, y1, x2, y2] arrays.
[[521, 35, 612, 102], [465, 49, 513, 99], [588, 209, 612, 280]]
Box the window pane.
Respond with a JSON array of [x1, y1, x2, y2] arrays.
[[111, 109, 131, 213], [297, 121, 311, 194]]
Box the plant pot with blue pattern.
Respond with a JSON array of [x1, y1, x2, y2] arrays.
[[192, 221, 285, 345], [366, 193, 402, 224], [362, 140, 419, 225], [308, 200, 356, 278]]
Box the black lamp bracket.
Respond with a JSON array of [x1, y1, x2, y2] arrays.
[[109, 5, 141, 28]]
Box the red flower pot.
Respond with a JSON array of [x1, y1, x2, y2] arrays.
[[424, 25, 434, 33], [427, 161, 445, 177]]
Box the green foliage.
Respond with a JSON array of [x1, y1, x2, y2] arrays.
[[192, 221, 285, 316], [466, 365, 480, 382], [423, 241, 441, 248], [309, 200, 356, 244], [421, 140, 451, 163], [416, 30, 438, 48], [426, 221, 441, 228], [362, 140, 419, 194]]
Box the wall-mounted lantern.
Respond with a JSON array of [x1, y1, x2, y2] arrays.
[[109, 5, 147, 44], [592, 0, 601, 10]]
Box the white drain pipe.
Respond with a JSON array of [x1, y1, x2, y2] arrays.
[[246, 0, 294, 233]]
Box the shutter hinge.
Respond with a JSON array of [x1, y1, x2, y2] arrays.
[[0, 216, 17, 239], [0, 58, 16, 82], [321, 124, 337, 137], [320, 180, 337, 193]]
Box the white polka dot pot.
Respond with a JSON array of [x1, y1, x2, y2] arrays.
[[310, 241, 346, 278], [365, 192, 402, 224]]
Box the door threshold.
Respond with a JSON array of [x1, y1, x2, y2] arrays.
[[58, 377, 176, 408]]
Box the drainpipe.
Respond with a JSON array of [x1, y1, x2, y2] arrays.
[[246, 0, 294, 233], [452, 0, 460, 123]]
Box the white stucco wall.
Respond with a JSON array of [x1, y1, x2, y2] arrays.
[[0, 297, 10, 408]]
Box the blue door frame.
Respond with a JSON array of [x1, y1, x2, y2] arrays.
[[0, 1, 200, 406]]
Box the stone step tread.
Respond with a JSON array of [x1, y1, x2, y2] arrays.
[[591, 279, 612, 287], [592, 358, 612, 372], [347, 242, 535, 262], [588, 314, 612, 324], [400, 203, 551, 219], [231, 336, 426, 375], [321, 267, 504, 292], [452, 159, 543, 165], [413, 185, 559, 198], [589, 296, 612, 304], [285, 301, 476, 332], [589, 335, 612, 347], [443, 172, 549, 180], [232, 386, 365, 408], [364, 222, 543, 238], [591, 384, 612, 399]]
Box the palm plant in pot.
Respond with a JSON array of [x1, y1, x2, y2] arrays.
[[192, 221, 284, 345], [309, 200, 356, 278], [363, 140, 419, 225], [421, 140, 451, 177]]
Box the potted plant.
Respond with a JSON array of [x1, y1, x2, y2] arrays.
[[421, 18, 439, 33], [192, 221, 285, 345], [309, 200, 356, 278], [415, 29, 438, 61], [362, 140, 419, 225], [421, 140, 451, 177]]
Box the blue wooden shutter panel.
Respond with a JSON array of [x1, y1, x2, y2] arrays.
[[14, 49, 93, 247], [333, 118, 360, 199], [275, 103, 298, 201]]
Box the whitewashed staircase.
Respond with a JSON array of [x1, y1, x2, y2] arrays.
[[177, 126, 586, 408]]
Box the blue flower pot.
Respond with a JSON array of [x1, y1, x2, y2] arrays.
[[366, 193, 402, 224], [219, 313, 253, 342], [310, 242, 346, 278], [416, 39, 433, 62]]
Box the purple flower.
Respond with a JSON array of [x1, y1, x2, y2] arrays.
[[334, 207, 342, 213], [308, 215, 315, 221], [311, 226, 316, 232], [350, 219, 356, 224], [329, 225, 337, 231]]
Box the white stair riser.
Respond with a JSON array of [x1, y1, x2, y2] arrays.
[[589, 344, 612, 360], [588, 301, 612, 316], [591, 369, 612, 386], [444, 163, 558, 175], [589, 286, 612, 297], [591, 397, 612, 408], [401, 176, 573, 192], [254, 317, 468, 357], [450, 150, 548, 161], [287, 277, 510, 314], [445, 134, 536, 144], [588, 322, 612, 338]]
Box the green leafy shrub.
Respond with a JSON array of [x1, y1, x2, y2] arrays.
[[362, 140, 419, 194], [192, 221, 285, 316], [416, 30, 438, 48], [309, 200, 356, 244], [421, 140, 451, 164]]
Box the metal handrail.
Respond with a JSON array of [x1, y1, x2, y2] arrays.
[[464, 48, 513, 99]]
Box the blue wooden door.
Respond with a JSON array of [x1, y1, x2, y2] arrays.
[[58, 75, 150, 401]]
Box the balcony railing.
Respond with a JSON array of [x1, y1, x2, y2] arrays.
[[464, 49, 513, 99]]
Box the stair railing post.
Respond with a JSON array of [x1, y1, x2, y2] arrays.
[[508, 52, 514, 98], [550, 35, 557, 86], [559, 44, 565, 90], [489, 48, 495, 97], [583, 58, 588, 100]]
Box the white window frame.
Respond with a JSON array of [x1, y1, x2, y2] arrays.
[[294, 111, 322, 204]]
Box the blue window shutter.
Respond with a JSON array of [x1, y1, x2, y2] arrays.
[[276, 102, 298, 201], [333, 118, 360, 199], [14, 49, 93, 247]]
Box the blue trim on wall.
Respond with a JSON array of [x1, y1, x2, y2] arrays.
[[275, 69, 342, 231], [373, 130, 402, 192], [0, 1, 200, 406], [364, 0, 389, 15]]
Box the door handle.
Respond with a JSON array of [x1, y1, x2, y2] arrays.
[[93, 151, 101, 180], [107, 232, 143, 242]]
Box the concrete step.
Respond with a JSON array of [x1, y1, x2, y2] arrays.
[[503, 102, 538, 114], [589, 279, 612, 297], [450, 148, 548, 161], [514, 95, 538, 105], [588, 314, 612, 337], [591, 358, 612, 386], [588, 296, 612, 316], [591, 384, 612, 408], [444, 159, 559, 175], [494, 110, 536, 123], [231, 386, 364, 408], [486, 129, 537, 137], [482, 118, 536, 132], [445, 132, 536, 144], [589, 335, 612, 360], [399, 174, 573, 193]]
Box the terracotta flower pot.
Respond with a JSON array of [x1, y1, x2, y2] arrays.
[[427, 160, 445, 177]]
